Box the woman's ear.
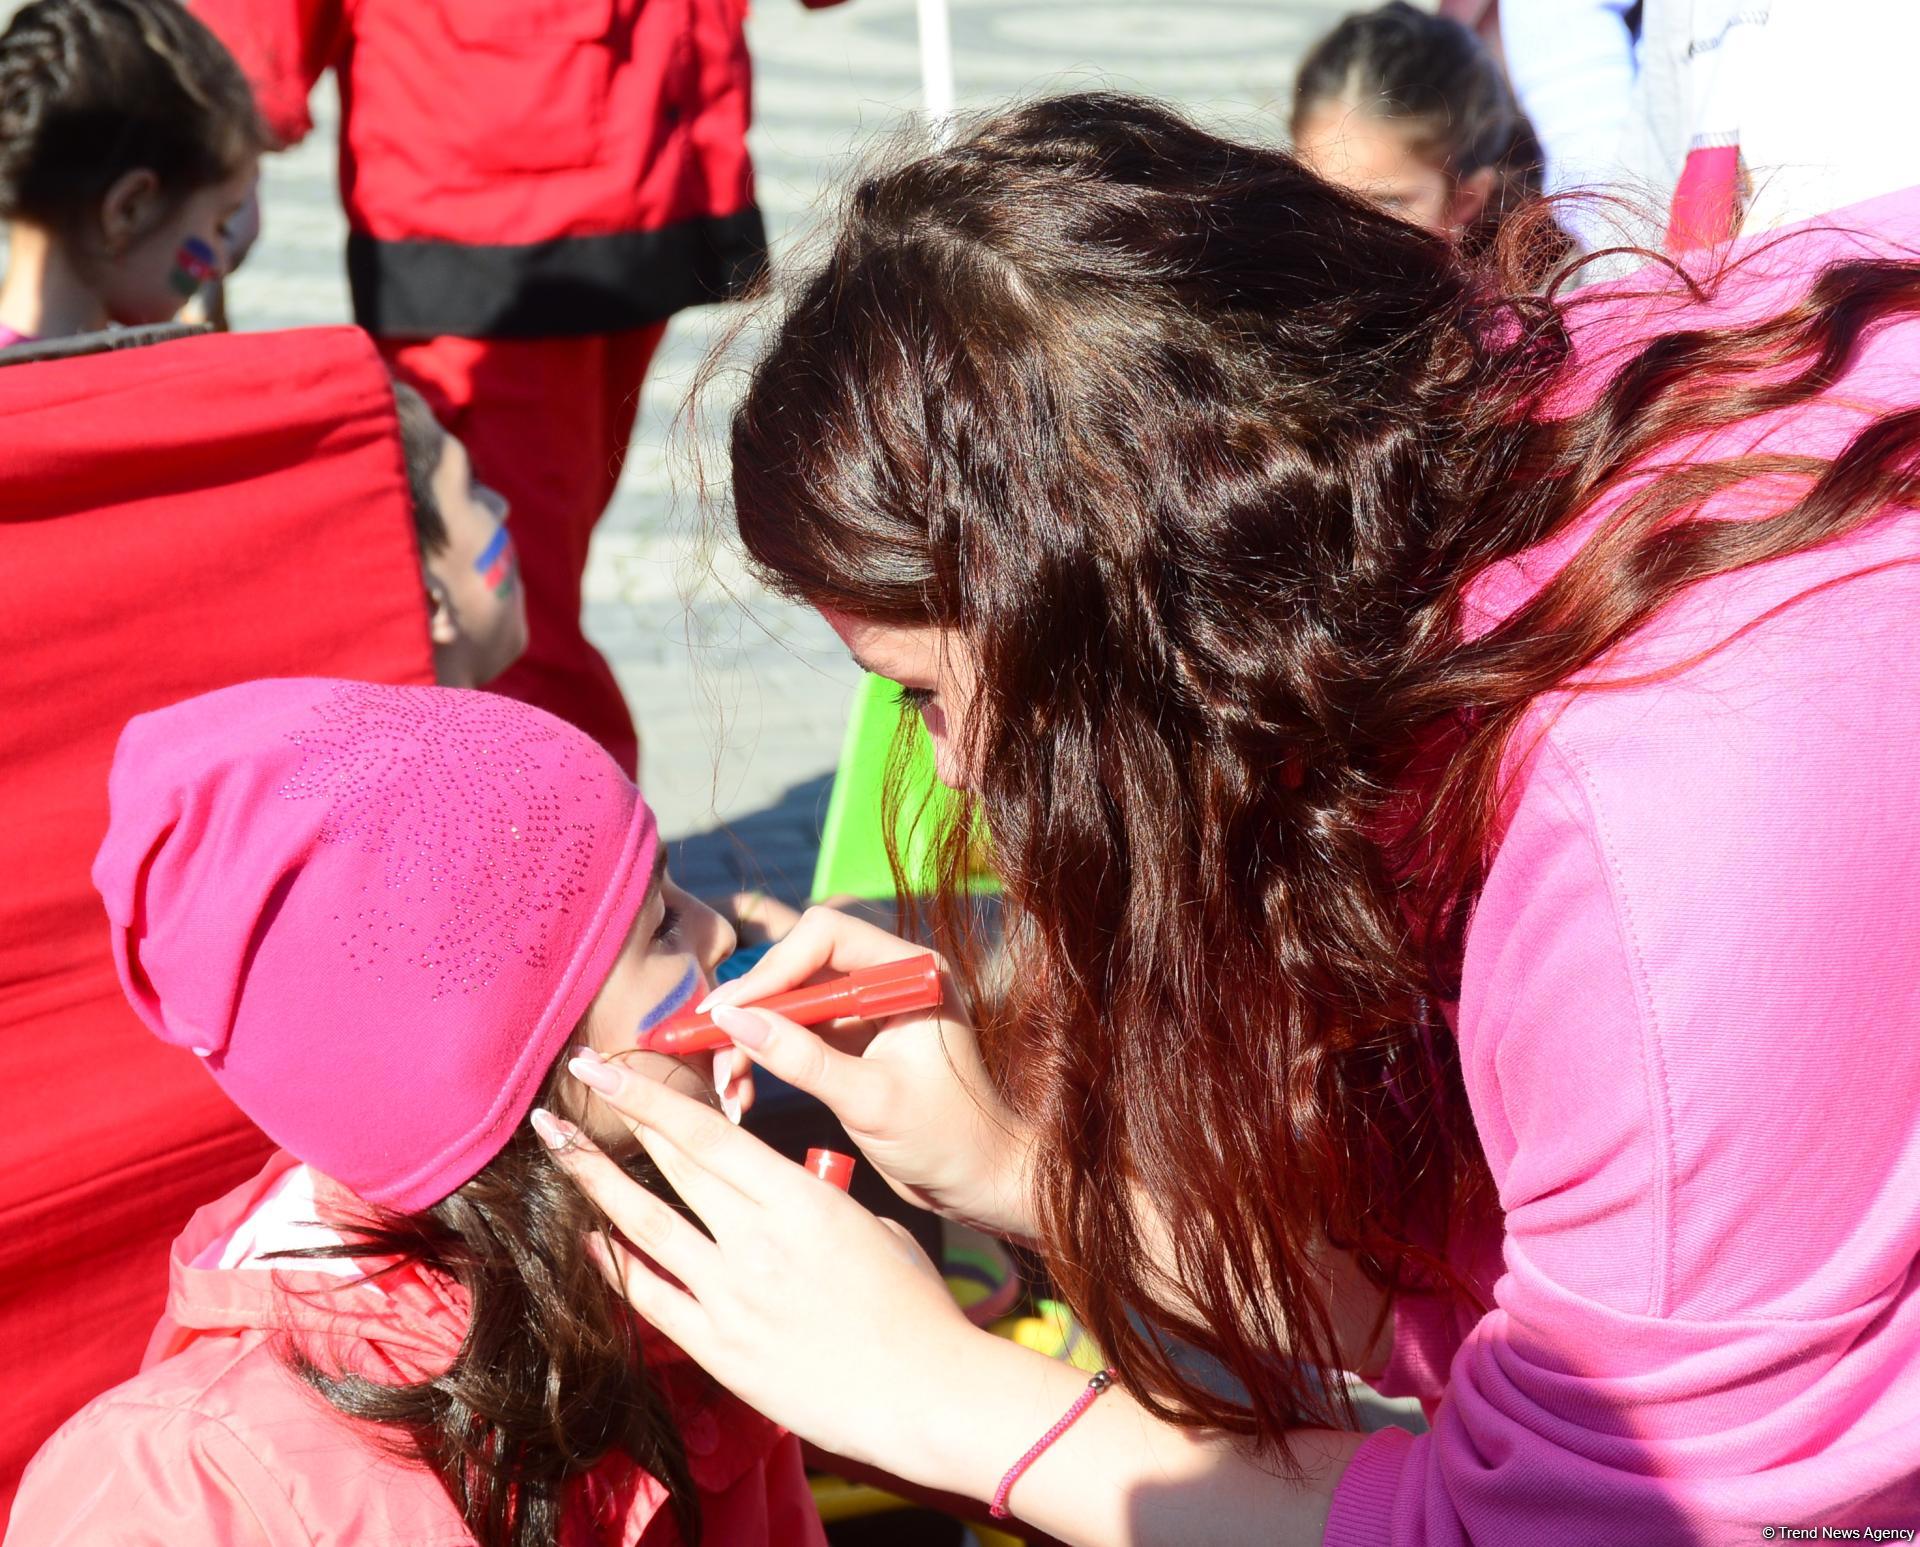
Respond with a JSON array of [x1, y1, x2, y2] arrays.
[[1448, 167, 1498, 235], [424, 571, 460, 647], [98, 168, 162, 255]]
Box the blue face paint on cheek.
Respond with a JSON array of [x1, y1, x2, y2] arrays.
[[637, 961, 699, 1037]]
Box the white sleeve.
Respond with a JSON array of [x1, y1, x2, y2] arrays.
[[1498, 0, 1639, 212]]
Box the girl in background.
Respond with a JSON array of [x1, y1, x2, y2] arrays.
[[0, 0, 262, 348], [8, 680, 796, 1547], [1291, 1, 1548, 251]]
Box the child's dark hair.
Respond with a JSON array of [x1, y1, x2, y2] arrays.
[[0, 0, 265, 234], [1291, 1, 1545, 245], [264, 1045, 703, 1547], [393, 382, 450, 557]]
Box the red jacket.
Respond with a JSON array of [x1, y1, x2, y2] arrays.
[[194, 0, 843, 339], [7, 1151, 826, 1546]]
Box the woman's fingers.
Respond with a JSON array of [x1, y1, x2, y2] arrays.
[[566, 1056, 808, 1209], [535, 1109, 727, 1300], [584, 1232, 713, 1353], [696, 905, 944, 1014], [710, 1003, 895, 1133]]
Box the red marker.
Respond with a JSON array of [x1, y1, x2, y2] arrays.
[[805, 1148, 856, 1191], [639, 955, 943, 1056]]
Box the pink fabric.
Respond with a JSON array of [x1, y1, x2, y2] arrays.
[[5, 1150, 826, 1546], [1667, 142, 1744, 253], [90, 679, 657, 1212], [0, 324, 30, 350], [1327, 186, 1920, 1541]]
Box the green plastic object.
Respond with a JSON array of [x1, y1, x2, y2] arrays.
[[811, 673, 996, 899]]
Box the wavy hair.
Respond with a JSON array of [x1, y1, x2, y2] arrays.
[[728, 92, 1920, 1445]]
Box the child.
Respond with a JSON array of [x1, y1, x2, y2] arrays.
[[0, 0, 263, 350], [1290, 1, 1549, 250], [7, 679, 798, 1547], [394, 383, 532, 692]]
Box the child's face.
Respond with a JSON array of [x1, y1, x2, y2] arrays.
[[572, 856, 740, 1149], [97, 160, 260, 326], [424, 432, 531, 690], [1293, 104, 1490, 236]]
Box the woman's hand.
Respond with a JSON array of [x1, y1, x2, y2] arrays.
[[537, 1057, 989, 1468], [536, 1059, 1365, 1546], [698, 905, 1040, 1241]]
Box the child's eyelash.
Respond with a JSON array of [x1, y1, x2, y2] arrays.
[[652, 905, 682, 943], [894, 684, 934, 711]]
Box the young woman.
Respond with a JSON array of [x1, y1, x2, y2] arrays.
[[546, 94, 1919, 1542]]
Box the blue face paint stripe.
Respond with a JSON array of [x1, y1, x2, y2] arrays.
[[637, 961, 699, 1035], [474, 525, 512, 574]]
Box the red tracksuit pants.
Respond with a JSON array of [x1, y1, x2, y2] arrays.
[[380, 325, 667, 778]]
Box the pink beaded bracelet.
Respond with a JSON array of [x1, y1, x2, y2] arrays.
[[988, 1369, 1115, 1520]]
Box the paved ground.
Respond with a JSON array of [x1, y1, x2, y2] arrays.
[[217, 0, 1356, 898]]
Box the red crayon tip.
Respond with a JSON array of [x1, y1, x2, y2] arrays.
[[640, 955, 943, 1057], [804, 1148, 856, 1191]]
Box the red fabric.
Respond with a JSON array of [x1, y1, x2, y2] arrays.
[[381, 326, 666, 776], [0, 327, 433, 1529], [191, 0, 840, 246]]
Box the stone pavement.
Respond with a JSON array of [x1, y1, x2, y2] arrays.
[[215, 0, 1358, 900]]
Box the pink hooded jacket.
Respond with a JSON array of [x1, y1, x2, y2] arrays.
[[1327, 190, 1920, 1539], [7, 1152, 825, 1546]]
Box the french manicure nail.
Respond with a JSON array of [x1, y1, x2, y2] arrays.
[[530, 1107, 578, 1149], [694, 981, 745, 1015], [710, 1003, 771, 1049], [569, 1054, 622, 1094]]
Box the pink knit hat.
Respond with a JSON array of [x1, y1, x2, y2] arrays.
[[92, 679, 657, 1212]]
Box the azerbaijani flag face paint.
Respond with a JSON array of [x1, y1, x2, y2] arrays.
[[637, 961, 699, 1039], [475, 525, 518, 598], [169, 236, 219, 298]]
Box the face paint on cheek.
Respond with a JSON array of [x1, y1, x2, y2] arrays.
[[475, 525, 519, 598], [636, 961, 699, 1039], [168, 236, 219, 298]]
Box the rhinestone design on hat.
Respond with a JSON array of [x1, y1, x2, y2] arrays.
[[278, 683, 611, 998]]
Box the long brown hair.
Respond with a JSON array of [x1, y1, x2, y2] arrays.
[[728, 93, 1920, 1446], [263, 1046, 701, 1547]]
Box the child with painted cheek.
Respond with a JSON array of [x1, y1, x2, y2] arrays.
[[9, 679, 803, 1547], [393, 383, 533, 692], [0, 0, 267, 349]]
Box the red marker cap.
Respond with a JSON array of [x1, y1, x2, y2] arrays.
[[804, 1148, 856, 1191]]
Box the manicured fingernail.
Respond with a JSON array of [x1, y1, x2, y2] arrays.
[[711, 1003, 771, 1049], [711, 1052, 745, 1124], [569, 1053, 622, 1095], [695, 981, 746, 1015], [530, 1107, 578, 1149]]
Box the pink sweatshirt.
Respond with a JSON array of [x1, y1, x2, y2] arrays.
[[6, 1151, 826, 1547], [1327, 189, 1920, 1541]]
